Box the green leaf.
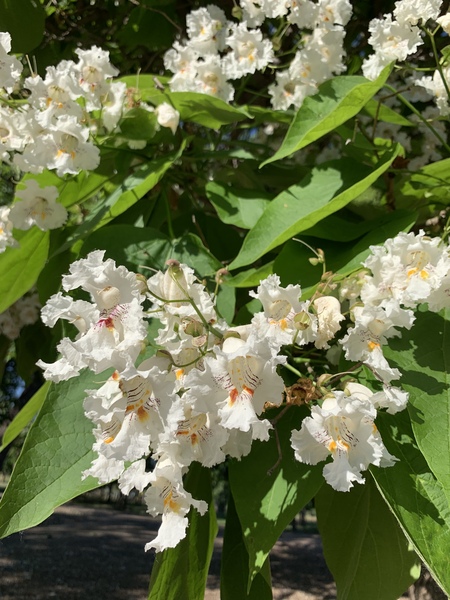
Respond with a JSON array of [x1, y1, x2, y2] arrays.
[[148, 463, 217, 600], [371, 410, 450, 596], [162, 92, 252, 129], [119, 107, 158, 140], [119, 77, 252, 128], [117, 5, 177, 51], [81, 225, 172, 273], [362, 99, 413, 127], [119, 74, 171, 105], [0, 370, 103, 539], [261, 66, 392, 166], [60, 148, 183, 252], [384, 308, 450, 495], [0, 0, 45, 53], [206, 181, 270, 229], [0, 228, 49, 313], [229, 406, 324, 584], [220, 492, 272, 600], [215, 283, 236, 325], [93, 148, 184, 230], [316, 476, 419, 600], [230, 145, 401, 270], [225, 261, 274, 288], [274, 209, 416, 292], [0, 382, 50, 453], [241, 105, 293, 125], [170, 233, 221, 277], [395, 158, 450, 209]]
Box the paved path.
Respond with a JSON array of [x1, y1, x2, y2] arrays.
[[0, 503, 337, 600]]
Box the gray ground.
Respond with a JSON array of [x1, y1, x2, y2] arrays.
[[0, 503, 442, 600]]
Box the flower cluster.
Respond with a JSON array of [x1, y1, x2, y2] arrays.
[[37, 230, 450, 550], [362, 0, 443, 81], [164, 0, 351, 109], [0, 33, 181, 255], [0, 290, 41, 340]]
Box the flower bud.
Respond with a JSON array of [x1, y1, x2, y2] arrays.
[[155, 102, 180, 135], [162, 260, 188, 302], [294, 311, 312, 330]]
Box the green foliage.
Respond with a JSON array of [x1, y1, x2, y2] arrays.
[[0, 382, 50, 453], [230, 145, 401, 269], [384, 308, 450, 497], [229, 406, 324, 584], [372, 411, 450, 596], [316, 477, 420, 600], [0, 0, 45, 52], [0, 228, 49, 313], [261, 67, 392, 166], [0, 370, 103, 538], [220, 493, 272, 600]]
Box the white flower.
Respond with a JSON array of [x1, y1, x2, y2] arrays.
[[259, 0, 289, 19], [144, 459, 207, 552], [344, 381, 409, 415], [250, 274, 303, 346], [159, 398, 229, 468], [38, 251, 147, 381], [222, 23, 274, 79], [290, 391, 397, 492], [341, 301, 414, 383], [393, 0, 442, 25], [185, 335, 285, 442], [362, 230, 450, 308], [186, 5, 229, 54], [25, 63, 83, 128], [313, 296, 344, 349], [0, 206, 18, 253], [362, 15, 423, 80], [155, 102, 180, 135], [316, 0, 353, 28], [118, 459, 153, 495], [415, 67, 450, 116], [101, 81, 127, 132], [287, 0, 320, 29], [239, 0, 266, 27], [437, 12, 450, 33], [9, 179, 67, 231], [164, 42, 199, 84], [196, 56, 234, 103], [74, 46, 119, 109], [0, 32, 23, 92], [0, 290, 40, 340]]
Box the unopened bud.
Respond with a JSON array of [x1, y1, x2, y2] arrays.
[[163, 259, 188, 302], [182, 317, 204, 338], [272, 36, 282, 51], [135, 273, 148, 294], [231, 5, 242, 19], [318, 374, 333, 386], [223, 330, 241, 341], [215, 268, 229, 284], [294, 311, 312, 330]]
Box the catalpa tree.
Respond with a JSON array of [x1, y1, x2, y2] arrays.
[[0, 0, 450, 598]]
